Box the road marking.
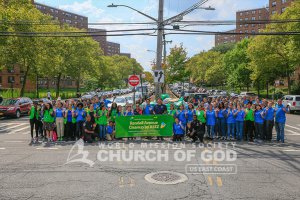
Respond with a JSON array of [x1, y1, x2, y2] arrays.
[[3, 140, 24, 143], [14, 126, 30, 132], [286, 124, 300, 131], [216, 177, 223, 187], [282, 149, 300, 152], [1, 124, 26, 132], [285, 129, 300, 136], [207, 176, 213, 186], [119, 176, 124, 188], [0, 123, 18, 128], [22, 132, 30, 135], [36, 147, 59, 150], [0, 147, 6, 150], [129, 177, 135, 187]]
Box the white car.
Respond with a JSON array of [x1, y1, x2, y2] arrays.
[[124, 96, 133, 104], [107, 97, 128, 108], [282, 95, 300, 114]]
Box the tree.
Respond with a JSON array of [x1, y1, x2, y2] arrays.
[[165, 44, 189, 83], [144, 71, 154, 84], [224, 39, 252, 92], [211, 43, 235, 54]]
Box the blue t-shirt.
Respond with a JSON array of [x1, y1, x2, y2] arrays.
[[76, 108, 86, 122], [227, 109, 236, 124], [107, 125, 113, 134], [177, 110, 187, 125], [275, 104, 288, 123], [206, 110, 216, 126], [235, 110, 245, 122], [55, 108, 64, 118], [93, 103, 99, 110], [264, 107, 275, 121], [66, 110, 73, 122], [218, 109, 226, 118], [143, 105, 153, 115], [187, 109, 195, 122], [124, 111, 133, 116], [103, 99, 111, 108], [173, 123, 184, 135], [243, 100, 249, 105], [254, 110, 264, 124]]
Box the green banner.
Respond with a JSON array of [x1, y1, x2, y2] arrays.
[[115, 115, 174, 138]]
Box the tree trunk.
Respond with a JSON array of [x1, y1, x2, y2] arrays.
[[287, 75, 291, 94], [20, 64, 30, 97], [36, 73, 39, 98], [257, 81, 260, 97], [76, 75, 80, 93], [266, 82, 269, 99], [246, 84, 249, 92], [56, 73, 62, 98]]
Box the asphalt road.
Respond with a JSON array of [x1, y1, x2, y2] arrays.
[[0, 114, 299, 200]]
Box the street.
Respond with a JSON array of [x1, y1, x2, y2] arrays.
[[0, 114, 299, 200]]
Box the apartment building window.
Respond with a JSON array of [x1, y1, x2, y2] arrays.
[[259, 10, 262, 14], [246, 11, 249, 15], [50, 8, 54, 12], [272, 1, 276, 7], [7, 67, 14, 73], [258, 15, 261, 19], [282, 0, 287, 3], [66, 20, 72, 24], [282, 7, 286, 13], [239, 24, 243, 27], [245, 18, 249, 21], [20, 76, 24, 84], [272, 10, 276, 15], [75, 16, 78, 19], [245, 24, 248, 27], [239, 13, 243, 16], [252, 24, 255, 27], [251, 30, 255, 33], [8, 76, 14, 83], [65, 13, 72, 17], [252, 11, 256, 14], [240, 18, 243, 21]]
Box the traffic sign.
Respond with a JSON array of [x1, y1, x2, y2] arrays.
[[128, 75, 140, 87], [154, 70, 164, 83]]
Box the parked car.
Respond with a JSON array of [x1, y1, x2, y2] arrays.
[[0, 97, 32, 118], [107, 97, 128, 108], [282, 95, 300, 114], [124, 96, 133, 104], [240, 92, 257, 98]]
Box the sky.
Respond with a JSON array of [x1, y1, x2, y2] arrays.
[[35, 0, 269, 71]]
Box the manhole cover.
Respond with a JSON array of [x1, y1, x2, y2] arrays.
[[145, 171, 188, 185]]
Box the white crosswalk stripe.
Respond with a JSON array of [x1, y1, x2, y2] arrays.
[[14, 126, 30, 133], [285, 129, 300, 136], [0, 124, 26, 132], [286, 124, 300, 131], [0, 123, 18, 128]]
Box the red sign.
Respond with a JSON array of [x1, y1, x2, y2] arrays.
[[128, 75, 140, 87]]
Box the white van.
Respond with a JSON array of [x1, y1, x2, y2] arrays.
[[282, 95, 300, 114]]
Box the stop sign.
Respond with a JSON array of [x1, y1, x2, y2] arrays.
[[128, 75, 140, 87]]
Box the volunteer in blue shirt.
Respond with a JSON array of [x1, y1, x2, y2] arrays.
[[176, 104, 187, 133], [206, 104, 217, 139], [234, 104, 245, 141], [275, 99, 289, 143], [254, 105, 264, 141], [187, 103, 196, 124], [264, 102, 275, 142], [64, 104, 75, 141], [173, 118, 185, 141], [216, 102, 227, 140], [143, 99, 153, 115], [54, 102, 65, 141], [75, 102, 86, 140], [226, 103, 236, 140]]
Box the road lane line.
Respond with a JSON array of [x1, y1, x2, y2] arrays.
[[0, 123, 18, 128], [1, 124, 26, 132], [36, 147, 59, 150], [207, 176, 213, 186], [14, 126, 30, 132], [217, 177, 223, 187], [286, 124, 300, 131], [282, 149, 300, 152], [0, 147, 6, 150], [4, 140, 24, 143], [285, 129, 300, 136]]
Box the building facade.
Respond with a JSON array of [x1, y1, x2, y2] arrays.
[[269, 0, 294, 15], [236, 7, 269, 42], [106, 41, 121, 56], [120, 53, 131, 58], [33, 1, 88, 29], [88, 28, 107, 54], [215, 29, 236, 46]]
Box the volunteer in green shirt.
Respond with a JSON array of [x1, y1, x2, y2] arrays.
[[96, 105, 108, 141], [196, 103, 206, 140], [109, 102, 118, 125], [43, 103, 55, 142], [168, 104, 177, 121], [244, 102, 254, 142], [28, 102, 39, 143]]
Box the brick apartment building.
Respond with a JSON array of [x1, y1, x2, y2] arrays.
[[88, 28, 107, 54], [120, 53, 131, 58], [33, 2, 88, 30], [269, 0, 293, 15], [215, 29, 236, 46], [106, 41, 121, 56]]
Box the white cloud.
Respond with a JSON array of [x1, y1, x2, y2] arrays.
[[59, 0, 104, 18]]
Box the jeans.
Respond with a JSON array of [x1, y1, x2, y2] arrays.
[[227, 123, 235, 138], [99, 125, 107, 140], [254, 123, 263, 140], [236, 121, 244, 140], [207, 125, 215, 138], [265, 120, 274, 141], [275, 122, 285, 143], [217, 118, 226, 137]]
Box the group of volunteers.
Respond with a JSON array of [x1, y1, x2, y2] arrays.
[[28, 93, 289, 144]]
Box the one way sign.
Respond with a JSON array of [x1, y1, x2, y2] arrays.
[[154, 70, 164, 83]]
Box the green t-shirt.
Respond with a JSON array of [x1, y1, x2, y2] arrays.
[[96, 110, 108, 125], [110, 109, 117, 122], [29, 106, 39, 120], [44, 109, 54, 123], [196, 110, 206, 123], [245, 108, 254, 121]]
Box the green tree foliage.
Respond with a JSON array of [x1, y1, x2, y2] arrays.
[[144, 71, 154, 84], [211, 42, 235, 54]]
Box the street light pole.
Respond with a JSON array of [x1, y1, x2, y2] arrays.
[[155, 0, 164, 99]]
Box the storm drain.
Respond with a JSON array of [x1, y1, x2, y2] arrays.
[[145, 171, 188, 185]]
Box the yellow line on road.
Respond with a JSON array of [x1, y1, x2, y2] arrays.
[[207, 176, 213, 186], [217, 177, 223, 187]]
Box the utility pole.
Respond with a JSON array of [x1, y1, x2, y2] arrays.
[[155, 0, 164, 99]]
